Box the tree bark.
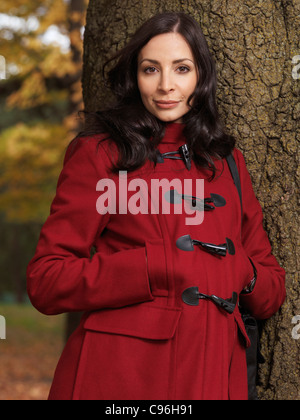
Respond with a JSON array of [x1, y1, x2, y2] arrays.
[[82, 0, 300, 400], [64, 0, 86, 341]]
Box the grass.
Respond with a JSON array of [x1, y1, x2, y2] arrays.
[[0, 303, 64, 339], [0, 303, 65, 400]]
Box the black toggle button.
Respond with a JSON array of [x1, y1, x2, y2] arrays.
[[176, 235, 195, 252], [181, 286, 200, 306], [165, 190, 226, 212], [179, 144, 191, 171], [156, 144, 191, 171], [209, 194, 227, 208], [182, 287, 238, 314], [176, 235, 235, 257]]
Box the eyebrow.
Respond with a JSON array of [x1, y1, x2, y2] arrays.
[[139, 58, 195, 65]]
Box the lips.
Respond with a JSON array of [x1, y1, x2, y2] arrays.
[[154, 100, 181, 109], [155, 100, 181, 104]]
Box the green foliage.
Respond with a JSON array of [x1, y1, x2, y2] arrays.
[[0, 0, 87, 300], [0, 0, 88, 222], [0, 121, 70, 223]]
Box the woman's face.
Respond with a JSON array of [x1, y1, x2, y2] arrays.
[[137, 32, 198, 123]]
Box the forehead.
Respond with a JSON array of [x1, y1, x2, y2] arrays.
[[138, 32, 194, 62]]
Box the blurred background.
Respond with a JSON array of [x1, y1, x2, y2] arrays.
[[0, 0, 299, 401], [0, 0, 88, 400]]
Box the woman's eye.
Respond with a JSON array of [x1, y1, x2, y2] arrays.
[[144, 67, 158, 74], [142, 65, 190, 74], [177, 66, 190, 73]]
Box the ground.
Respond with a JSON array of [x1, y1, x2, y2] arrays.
[[0, 303, 65, 400]]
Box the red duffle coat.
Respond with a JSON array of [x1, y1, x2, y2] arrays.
[[27, 123, 286, 400]]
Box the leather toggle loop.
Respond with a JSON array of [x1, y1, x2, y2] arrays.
[[182, 287, 238, 314], [176, 235, 235, 257], [165, 190, 226, 211], [156, 144, 191, 171]]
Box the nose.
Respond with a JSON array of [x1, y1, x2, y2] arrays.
[[158, 71, 175, 93]]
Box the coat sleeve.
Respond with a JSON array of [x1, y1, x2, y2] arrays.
[[234, 149, 286, 320], [27, 137, 154, 315]]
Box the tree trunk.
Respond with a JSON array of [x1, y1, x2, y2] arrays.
[[64, 0, 86, 341], [82, 0, 300, 400]]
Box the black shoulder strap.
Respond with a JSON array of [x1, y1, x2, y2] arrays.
[[226, 154, 243, 219], [226, 153, 262, 401]]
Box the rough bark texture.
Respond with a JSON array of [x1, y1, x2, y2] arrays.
[[65, 0, 86, 341], [82, 0, 299, 400]]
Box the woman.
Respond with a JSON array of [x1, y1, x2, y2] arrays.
[[27, 12, 286, 400]]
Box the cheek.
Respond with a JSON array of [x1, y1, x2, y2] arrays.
[[183, 75, 198, 95], [138, 76, 154, 100], [181, 78, 198, 107]]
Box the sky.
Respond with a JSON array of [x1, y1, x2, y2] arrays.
[[0, 13, 71, 52]]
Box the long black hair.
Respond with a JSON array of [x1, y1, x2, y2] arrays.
[[78, 12, 235, 177]]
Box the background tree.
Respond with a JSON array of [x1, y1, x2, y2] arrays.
[[0, 0, 87, 301], [0, 1, 87, 399], [82, 0, 299, 400]]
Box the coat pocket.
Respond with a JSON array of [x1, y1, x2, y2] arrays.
[[84, 302, 182, 340], [73, 303, 182, 400]]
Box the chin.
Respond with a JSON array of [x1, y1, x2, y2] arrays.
[[155, 113, 184, 123]]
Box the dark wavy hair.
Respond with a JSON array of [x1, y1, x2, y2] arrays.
[[78, 12, 235, 178]]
